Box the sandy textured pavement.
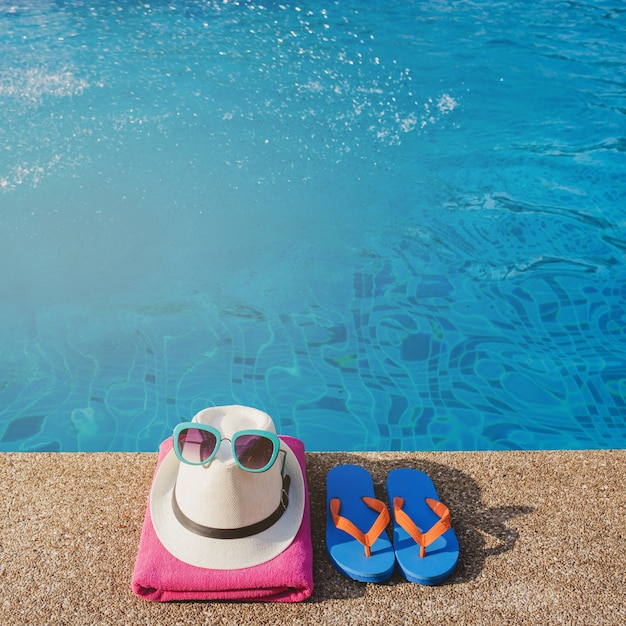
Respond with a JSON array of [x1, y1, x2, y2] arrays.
[[1, 450, 624, 625]]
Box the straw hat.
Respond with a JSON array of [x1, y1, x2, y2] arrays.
[[150, 405, 305, 569]]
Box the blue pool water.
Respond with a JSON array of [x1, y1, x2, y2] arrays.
[[1, 1, 625, 452]]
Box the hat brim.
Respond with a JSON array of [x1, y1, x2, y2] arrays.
[[150, 438, 305, 569]]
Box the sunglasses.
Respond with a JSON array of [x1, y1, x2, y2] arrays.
[[173, 422, 282, 473]]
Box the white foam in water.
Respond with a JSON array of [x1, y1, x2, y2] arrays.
[[436, 94, 458, 114], [0, 66, 89, 101]]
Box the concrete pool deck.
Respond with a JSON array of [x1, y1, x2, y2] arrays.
[[1, 449, 624, 625]]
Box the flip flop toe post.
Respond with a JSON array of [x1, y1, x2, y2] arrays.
[[386, 468, 459, 585], [326, 465, 395, 583]]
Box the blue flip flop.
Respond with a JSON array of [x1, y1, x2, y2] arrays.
[[386, 468, 459, 585], [326, 464, 395, 583]]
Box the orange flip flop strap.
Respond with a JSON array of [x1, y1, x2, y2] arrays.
[[330, 496, 390, 557], [393, 496, 451, 558]]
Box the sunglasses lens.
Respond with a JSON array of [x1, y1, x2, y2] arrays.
[[233, 434, 276, 471], [177, 427, 217, 464]]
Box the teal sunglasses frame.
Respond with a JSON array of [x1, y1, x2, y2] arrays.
[[173, 422, 281, 473]]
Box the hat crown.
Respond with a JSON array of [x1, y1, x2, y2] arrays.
[[174, 405, 282, 529]]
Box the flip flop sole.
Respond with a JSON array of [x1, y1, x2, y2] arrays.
[[386, 468, 459, 585], [326, 464, 395, 583]]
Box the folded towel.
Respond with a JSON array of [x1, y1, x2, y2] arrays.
[[131, 435, 313, 602]]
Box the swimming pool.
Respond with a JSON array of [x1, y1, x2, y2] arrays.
[[1, 1, 625, 452]]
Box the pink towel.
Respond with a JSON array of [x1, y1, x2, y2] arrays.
[[131, 435, 313, 602]]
